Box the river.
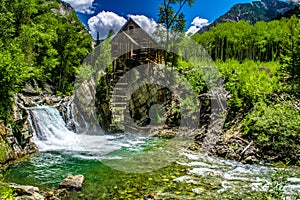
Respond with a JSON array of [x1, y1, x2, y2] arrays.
[[3, 106, 300, 199]]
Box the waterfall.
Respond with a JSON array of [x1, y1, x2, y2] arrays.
[[28, 106, 81, 151], [27, 106, 148, 157]]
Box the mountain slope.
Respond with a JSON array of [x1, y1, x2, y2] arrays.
[[198, 0, 297, 33], [276, 4, 300, 19]]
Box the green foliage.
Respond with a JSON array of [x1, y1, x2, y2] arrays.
[[0, 42, 31, 122], [0, 0, 93, 121], [158, 0, 195, 43], [51, 11, 92, 94], [217, 60, 281, 110], [176, 58, 207, 95], [193, 14, 300, 90], [280, 15, 300, 89], [0, 143, 8, 164], [77, 37, 112, 85], [216, 59, 300, 163], [158, 0, 194, 32], [187, 13, 300, 163], [193, 18, 289, 62], [0, 174, 15, 200], [243, 102, 300, 163]]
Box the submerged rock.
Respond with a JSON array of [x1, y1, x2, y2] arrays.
[[59, 174, 85, 190]]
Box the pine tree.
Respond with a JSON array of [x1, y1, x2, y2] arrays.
[[280, 16, 300, 90]]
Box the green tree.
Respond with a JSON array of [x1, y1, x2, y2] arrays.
[[0, 0, 93, 121], [158, 0, 195, 44], [280, 15, 300, 90], [0, 42, 31, 122], [107, 29, 115, 38], [0, 0, 15, 40], [52, 11, 92, 93]]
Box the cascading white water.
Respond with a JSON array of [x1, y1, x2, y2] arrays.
[[27, 106, 149, 157], [28, 106, 82, 151]]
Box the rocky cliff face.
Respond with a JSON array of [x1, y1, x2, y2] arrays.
[[198, 0, 297, 34], [276, 4, 300, 19], [52, 0, 74, 16], [0, 99, 37, 168], [0, 123, 36, 167]]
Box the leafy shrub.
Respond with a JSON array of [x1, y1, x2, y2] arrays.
[[0, 143, 8, 164], [243, 102, 300, 163], [0, 174, 15, 200], [217, 60, 282, 110], [176, 58, 208, 94]]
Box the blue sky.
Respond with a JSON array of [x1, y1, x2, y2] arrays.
[[64, 0, 255, 38]]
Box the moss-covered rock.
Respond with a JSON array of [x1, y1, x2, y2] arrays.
[[0, 142, 9, 164]]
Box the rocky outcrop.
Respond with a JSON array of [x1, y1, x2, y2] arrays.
[[59, 174, 85, 191], [5, 180, 87, 200], [50, 0, 75, 16], [150, 127, 178, 138], [193, 126, 260, 164], [73, 77, 101, 134], [210, 136, 260, 164], [0, 122, 37, 168], [9, 184, 71, 200], [10, 184, 44, 200]]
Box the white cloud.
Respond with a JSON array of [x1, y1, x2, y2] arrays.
[[192, 17, 209, 27], [186, 26, 201, 35], [128, 15, 158, 35], [88, 11, 126, 40], [187, 17, 209, 35], [88, 11, 158, 40], [63, 0, 95, 14]]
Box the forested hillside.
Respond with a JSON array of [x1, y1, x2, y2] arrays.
[[0, 0, 93, 122], [193, 13, 300, 164], [197, 0, 297, 33], [193, 15, 299, 63]]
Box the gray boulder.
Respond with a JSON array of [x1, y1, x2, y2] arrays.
[[59, 174, 84, 190], [10, 184, 44, 200]]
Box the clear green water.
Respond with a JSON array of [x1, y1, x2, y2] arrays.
[[2, 140, 194, 199], [3, 107, 300, 199], [3, 139, 300, 200]]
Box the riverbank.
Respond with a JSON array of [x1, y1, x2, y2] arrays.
[[1, 113, 300, 199], [3, 147, 300, 200], [150, 124, 260, 165]]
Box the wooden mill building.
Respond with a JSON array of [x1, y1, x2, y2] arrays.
[[97, 18, 165, 132], [110, 18, 163, 75]]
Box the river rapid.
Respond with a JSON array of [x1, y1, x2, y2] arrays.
[[3, 106, 300, 199]]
